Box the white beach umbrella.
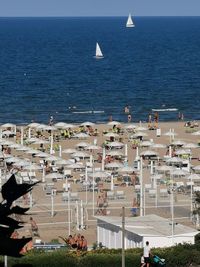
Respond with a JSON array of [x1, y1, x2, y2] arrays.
[[130, 132, 148, 138], [81, 122, 95, 126], [33, 139, 49, 145], [118, 166, 138, 173], [124, 124, 137, 130], [62, 123, 76, 129], [72, 151, 90, 159], [0, 140, 14, 146], [166, 157, 183, 164], [45, 172, 63, 179], [35, 152, 49, 158], [136, 126, 148, 131], [187, 173, 200, 181], [139, 141, 154, 147], [13, 160, 30, 167], [36, 124, 47, 130], [45, 156, 60, 161], [171, 140, 186, 146], [191, 131, 200, 136], [24, 163, 42, 171], [107, 141, 124, 148], [5, 157, 20, 163], [88, 171, 111, 178], [8, 143, 21, 149], [56, 159, 74, 165], [67, 163, 85, 169], [156, 165, 175, 172], [175, 149, 191, 155], [192, 165, 200, 172], [54, 122, 68, 128], [85, 145, 101, 150], [74, 133, 90, 138], [171, 169, 189, 177], [104, 132, 119, 138], [140, 150, 158, 157], [26, 137, 39, 143], [44, 125, 57, 131], [62, 148, 77, 154], [27, 122, 41, 128], [183, 143, 199, 149], [105, 162, 123, 169], [106, 150, 124, 156], [25, 149, 40, 154], [75, 142, 90, 148], [16, 146, 30, 151], [107, 121, 121, 126], [1, 123, 16, 128], [152, 143, 166, 149], [2, 130, 15, 136]]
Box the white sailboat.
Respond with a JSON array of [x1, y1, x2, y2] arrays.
[[94, 42, 104, 59], [126, 13, 135, 28]]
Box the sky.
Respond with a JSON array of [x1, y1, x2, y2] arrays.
[[0, 0, 200, 17]]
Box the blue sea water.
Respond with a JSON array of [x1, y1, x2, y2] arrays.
[[0, 16, 200, 124]]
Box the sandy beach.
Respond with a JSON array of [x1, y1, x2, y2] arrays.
[[1, 119, 200, 247]]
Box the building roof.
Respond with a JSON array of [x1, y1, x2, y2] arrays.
[[96, 214, 198, 237]]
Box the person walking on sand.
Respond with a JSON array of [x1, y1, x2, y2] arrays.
[[143, 241, 151, 267], [30, 217, 39, 237]]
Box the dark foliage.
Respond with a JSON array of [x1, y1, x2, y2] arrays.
[[0, 174, 38, 257]]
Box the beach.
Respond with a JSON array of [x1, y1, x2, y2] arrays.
[[1, 119, 200, 247]]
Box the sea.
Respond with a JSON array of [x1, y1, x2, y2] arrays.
[[0, 16, 200, 124]]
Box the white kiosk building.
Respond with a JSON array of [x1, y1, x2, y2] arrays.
[[96, 214, 198, 249]]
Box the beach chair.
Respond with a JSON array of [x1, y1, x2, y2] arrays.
[[70, 192, 79, 201], [159, 188, 168, 198], [107, 191, 115, 200], [62, 192, 70, 202], [115, 190, 125, 199], [148, 189, 156, 198]]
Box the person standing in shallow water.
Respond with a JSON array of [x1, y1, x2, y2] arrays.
[[128, 114, 132, 123]]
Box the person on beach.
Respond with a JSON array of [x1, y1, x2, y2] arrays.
[[143, 241, 151, 267], [154, 112, 159, 128], [80, 235, 88, 251], [140, 253, 146, 267], [49, 116, 54, 126], [131, 197, 138, 216], [128, 114, 132, 123], [68, 234, 77, 248], [96, 195, 104, 215], [124, 105, 130, 114], [148, 113, 152, 129], [30, 217, 39, 237]]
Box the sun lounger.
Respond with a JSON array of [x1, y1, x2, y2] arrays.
[[116, 190, 125, 199]]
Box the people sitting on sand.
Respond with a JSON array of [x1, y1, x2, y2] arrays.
[[80, 235, 88, 251], [67, 234, 77, 248]]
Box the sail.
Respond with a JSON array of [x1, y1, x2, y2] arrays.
[[126, 14, 134, 28], [95, 43, 104, 58]]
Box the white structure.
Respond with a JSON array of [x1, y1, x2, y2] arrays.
[[96, 214, 198, 249]]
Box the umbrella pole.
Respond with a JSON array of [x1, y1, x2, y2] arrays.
[[20, 126, 24, 145], [85, 166, 88, 205], [92, 156, 95, 216], [68, 194, 71, 235], [140, 157, 143, 216]]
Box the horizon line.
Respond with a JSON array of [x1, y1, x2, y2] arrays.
[[0, 15, 199, 18]]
